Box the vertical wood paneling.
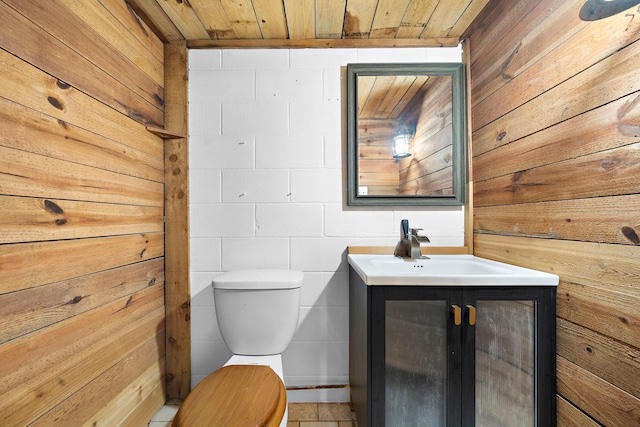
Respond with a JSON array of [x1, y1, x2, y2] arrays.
[[0, 0, 166, 425], [468, 0, 640, 425], [316, 0, 347, 38], [153, 0, 210, 39], [343, 0, 376, 38], [283, 0, 315, 39], [164, 40, 191, 403], [189, 0, 235, 39], [369, 0, 411, 38], [252, 0, 289, 39]]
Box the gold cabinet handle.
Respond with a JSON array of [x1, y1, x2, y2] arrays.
[[467, 304, 476, 326], [451, 305, 462, 325]]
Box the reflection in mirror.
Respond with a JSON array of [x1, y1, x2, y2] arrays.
[[347, 63, 466, 206]]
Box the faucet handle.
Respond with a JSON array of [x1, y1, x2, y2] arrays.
[[410, 228, 430, 243]]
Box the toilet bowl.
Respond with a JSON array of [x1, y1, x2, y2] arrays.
[[172, 270, 302, 427]]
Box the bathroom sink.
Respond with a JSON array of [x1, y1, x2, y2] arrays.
[[347, 254, 559, 286]]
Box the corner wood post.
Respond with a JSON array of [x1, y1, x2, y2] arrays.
[[164, 40, 191, 403]]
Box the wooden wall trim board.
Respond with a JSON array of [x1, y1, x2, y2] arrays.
[[469, 1, 640, 424], [461, 38, 474, 254], [187, 37, 460, 49], [164, 40, 191, 403]]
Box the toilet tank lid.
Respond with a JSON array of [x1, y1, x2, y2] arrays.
[[212, 269, 304, 290]]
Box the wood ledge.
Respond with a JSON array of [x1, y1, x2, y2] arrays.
[[146, 126, 186, 139], [348, 246, 471, 255]]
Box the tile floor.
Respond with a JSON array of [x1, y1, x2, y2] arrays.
[[287, 402, 357, 426], [147, 402, 358, 427], [147, 404, 179, 427]]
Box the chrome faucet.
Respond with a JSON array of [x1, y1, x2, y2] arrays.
[[393, 219, 430, 259]]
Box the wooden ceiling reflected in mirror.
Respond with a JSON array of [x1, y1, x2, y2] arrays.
[[347, 63, 467, 206]]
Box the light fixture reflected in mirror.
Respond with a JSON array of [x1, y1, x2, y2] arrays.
[[392, 127, 413, 159]]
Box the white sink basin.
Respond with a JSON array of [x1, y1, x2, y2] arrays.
[[348, 254, 559, 286]]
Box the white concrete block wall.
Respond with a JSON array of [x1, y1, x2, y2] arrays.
[[188, 46, 464, 402]]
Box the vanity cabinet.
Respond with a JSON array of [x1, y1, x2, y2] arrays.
[[349, 268, 556, 427]]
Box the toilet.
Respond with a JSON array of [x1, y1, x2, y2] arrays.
[[172, 269, 303, 427]]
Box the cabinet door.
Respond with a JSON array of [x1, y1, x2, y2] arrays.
[[375, 287, 461, 427], [462, 288, 556, 427]]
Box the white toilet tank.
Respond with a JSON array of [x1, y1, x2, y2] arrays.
[[213, 269, 303, 355]]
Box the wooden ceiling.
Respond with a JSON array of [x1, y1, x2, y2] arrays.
[[358, 75, 435, 120], [126, 0, 492, 48]]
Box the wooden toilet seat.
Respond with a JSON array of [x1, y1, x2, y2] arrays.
[[172, 364, 286, 427]]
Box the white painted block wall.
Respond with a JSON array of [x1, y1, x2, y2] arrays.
[[188, 46, 464, 402]]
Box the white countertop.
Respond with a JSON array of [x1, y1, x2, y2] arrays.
[[348, 254, 559, 286]]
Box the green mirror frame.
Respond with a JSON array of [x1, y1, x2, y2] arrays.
[[347, 63, 467, 206]]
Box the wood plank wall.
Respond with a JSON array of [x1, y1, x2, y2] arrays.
[[466, 0, 640, 425], [399, 76, 454, 195], [0, 1, 167, 425], [357, 118, 400, 195]]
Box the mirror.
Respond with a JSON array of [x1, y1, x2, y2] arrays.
[[347, 63, 467, 206]]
